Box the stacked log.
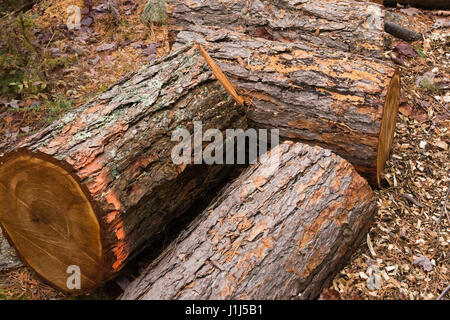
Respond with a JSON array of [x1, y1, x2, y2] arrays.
[[0, 0, 395, 297], [175, 25, 401, 186], [0, 44, 246, 293], [121, 142, 378, 300], [162, 0, 385, 59]]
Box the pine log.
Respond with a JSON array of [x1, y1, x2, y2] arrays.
[[383, 1, 450, 10], [175, 26, 401, 186], [163, 0, 385, 59], [121, 142, 378, 300], [0, 44, 246, 294]]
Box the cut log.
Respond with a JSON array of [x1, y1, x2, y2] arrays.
[[383, 1, 450, 10], [164, 0, 385, 59], [121, 142, 378, 300], [0, 44, 246, 293], [175, 26, 401, 186]]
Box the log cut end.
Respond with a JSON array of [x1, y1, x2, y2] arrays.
[[377, 70, 401, 186], [0, 152, 103, 293]]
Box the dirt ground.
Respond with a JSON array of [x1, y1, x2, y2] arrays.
[[0, 0, 448, 300]]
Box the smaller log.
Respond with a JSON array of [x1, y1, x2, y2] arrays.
[[175, 26, 402, 186], [383, 1, 450, 10], [121, 142, 378, 300], [384, 21, 422, 42], [165, 0, 386, 59]]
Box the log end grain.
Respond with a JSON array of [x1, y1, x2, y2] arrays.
[[0, 151, 103, 293]]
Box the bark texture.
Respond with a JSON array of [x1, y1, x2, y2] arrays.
[[121, 142, 377, 300], [0, 228, 22, 272], [0, 44, 246, 292], [167, 0, 385, 58], [175, 26, 401, 186]]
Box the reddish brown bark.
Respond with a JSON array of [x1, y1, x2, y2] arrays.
[[165, 0, 385, 58], [121, 142, 377, 300], [0, 44, 246, 293], [176, 26, 401, 186]]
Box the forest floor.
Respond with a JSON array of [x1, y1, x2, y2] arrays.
[[0, 0, 448, 300]]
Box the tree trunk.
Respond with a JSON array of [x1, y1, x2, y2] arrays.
[[164, 0, 385, 59], [383, 1, 450, 10], [121, 142, 378, 300], [175, 26, 401, 186], [0, 44, 246, 294]]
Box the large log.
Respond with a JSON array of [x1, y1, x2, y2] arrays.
[[176, 26, 401, 186], [121, 142, 378, 300], [160, 0, 385, 59], [0, 44, 246, 293]]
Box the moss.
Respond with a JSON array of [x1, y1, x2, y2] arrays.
[[141, 0, 168, 25]]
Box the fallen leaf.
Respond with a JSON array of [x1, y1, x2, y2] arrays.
[[392, 54, 405, 66], [433, 17, 450, 29], [395, 42, 418, 58], [20, 126, 30, 133], [413, 255, 434, 272], [96, 42, 118, 52], [81, 16, 93, 27], [318, 288, 341, 300], [123, 0, 137, 15], [366, 273, 382, 291], [251, 27, 274, 41], [141, 43, 157, 56], [400, 7, 421, 16], [6, 100, 20, 110], [415, 71, 435, 88], [433, 140, 448, 150]]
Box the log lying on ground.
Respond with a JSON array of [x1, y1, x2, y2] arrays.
[[176, 26, 401, 186], [121, 142, 378, 300], [383, 1, 450, 10], [0, 44, 246, 293], [158, 0, 385, 59]]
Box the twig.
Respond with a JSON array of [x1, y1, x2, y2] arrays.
[[401, 193, 423, 208], [433, 96, 450, 115], [437, 284, 450, 300], [384, 21, 423, 42], [436, 182, 450, 244]]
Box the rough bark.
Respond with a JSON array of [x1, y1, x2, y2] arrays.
[[0, 228, 22, 272], [0, 44, 246, 293], [175, 26, 401, 186], [121, 142, 377, 300], [166, 0, 385, 59], [383, 1, 450, 10]]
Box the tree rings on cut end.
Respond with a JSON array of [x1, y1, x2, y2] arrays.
[[377, 70, 401, 186], [0, 152, 103, 293]]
